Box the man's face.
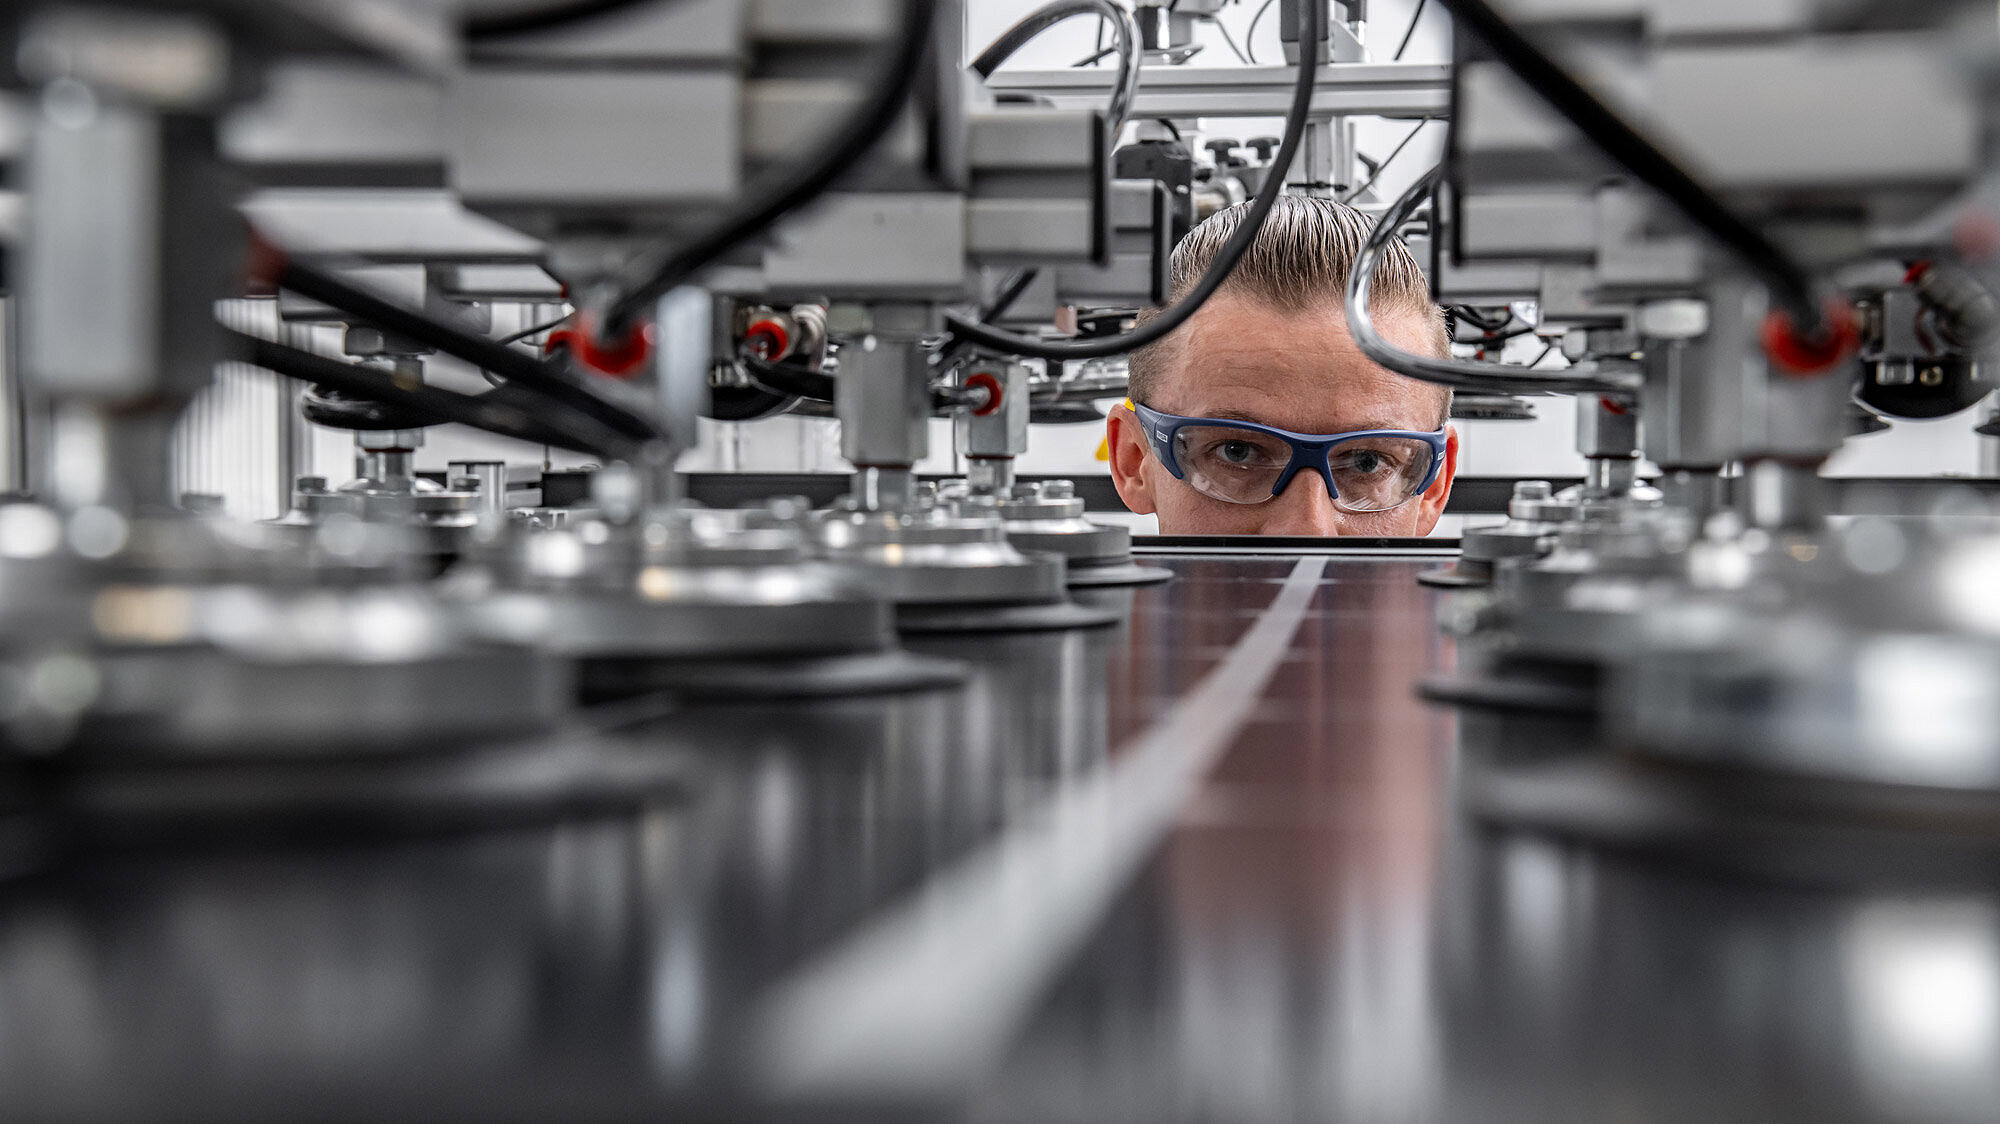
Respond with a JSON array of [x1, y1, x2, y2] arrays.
[[1108, 290, 1459, 536]]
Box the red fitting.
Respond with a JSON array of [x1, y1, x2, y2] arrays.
[[1903, 260, 1933, 285], [963, 371, 1004, 416], [743, 318, 792, 361], [546, 315, 654, 379], [1599, 397, 1629, 416], [1760, 298, 1859, 377]]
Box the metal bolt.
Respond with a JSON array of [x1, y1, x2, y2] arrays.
[[296, 475, 328, 494], [449, 475, 481, 493], [1513, 480, 1552, 501], [1920, 365, 1946, 387], [1043, 479, 1075, 500]]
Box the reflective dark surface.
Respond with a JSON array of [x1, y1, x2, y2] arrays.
[[0, 553, 1993, 1122]]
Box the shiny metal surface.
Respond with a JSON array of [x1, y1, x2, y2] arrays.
[[0, 552, 1983, 1121], [816, 507, 1069, 607]]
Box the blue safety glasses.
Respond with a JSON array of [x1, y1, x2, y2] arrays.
[[1129, 400, 1447, 512]]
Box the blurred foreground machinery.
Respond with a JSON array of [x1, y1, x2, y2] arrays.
[[1403, 0, 2000, 868], [0, 0, 1225, 826], [11, 0, 2000, 1120], [11, 0, 2000, 906]]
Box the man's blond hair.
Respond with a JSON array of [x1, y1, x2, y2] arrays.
[[1126, 195, 1452, 423]]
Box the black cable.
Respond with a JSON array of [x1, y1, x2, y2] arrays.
[[981, 269, 1042, 322], [1526, 340, 1557, 368], [463, 0, 662, 39], [276, 259, 660, 442], [741, 355, 1002, 415], [973, 0, 1141, 142], [228, 331, 637, 458], [1463, 324, 1535, 345], [300, 385, 437, 431], [1434, 0, 1821, 331], [1215, 17, 1251, 65], [1154, 117, 1183, 140], [740, 355, 836, 403], [1345, 167, 1640, 395], [1449, 304, 1513, 332], [940, 0, 1324, 362], [1245, 0, 1276, 63], [1392, 0, 1426, 60], [498, 313, 572, 345], [1341, 116, 1431, 202], [599, 0, 935, 334], [708, 385, 800, 422], [482, 313, 571, 389]]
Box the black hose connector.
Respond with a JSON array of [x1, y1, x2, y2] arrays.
[[301, 385, 438, 431], [1915, 263, 2000, 352]]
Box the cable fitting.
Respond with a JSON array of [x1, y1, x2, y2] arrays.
[[1761, 298, 1859, 377]]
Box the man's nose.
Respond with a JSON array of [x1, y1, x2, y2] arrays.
[[1258, 471, 1345, 536]]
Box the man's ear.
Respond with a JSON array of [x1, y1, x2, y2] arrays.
[[1106, 403, 1157, 515], [1412, 424, 1460, 535]]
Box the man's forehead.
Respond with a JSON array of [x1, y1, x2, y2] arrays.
[[1155, 294, 1448, 428], [1193, 403, 1420, 433]]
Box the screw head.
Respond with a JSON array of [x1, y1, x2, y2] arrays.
[[296, 475, 328, 494]]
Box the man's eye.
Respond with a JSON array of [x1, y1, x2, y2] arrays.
[[1217, 440, 1257, 464], [1337, 449, 1394, 475]]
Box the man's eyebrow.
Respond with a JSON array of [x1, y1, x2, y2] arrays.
[[1186, 407, 1433, 433], [1196, 405, 1268, 424]]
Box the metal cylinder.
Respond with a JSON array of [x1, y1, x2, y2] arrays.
[[1657, 468, 1726, 524], [851, 466, 919, 513], [449, 460, 508, 516], [1576, 395, 1639, 459], [1640, 289, 1741, 471], [967, 457, 1016, 495], [836, 306, 934, 475], [1585, 457, 1639, 498], [1744, 460, 1825, 532]]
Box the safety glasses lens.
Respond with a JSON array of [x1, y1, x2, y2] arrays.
[[1172, 426, 1294, 505], [1327, 436, 1437, 512]]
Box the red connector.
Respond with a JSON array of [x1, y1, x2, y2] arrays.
[[546, 315, 654, 379], [962, 371, 1004, 416], [743, 317, 793, 361], [1760, 298, 1859, 377]]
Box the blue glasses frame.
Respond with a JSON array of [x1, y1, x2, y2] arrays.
[[1129, 400, 1449, 508]]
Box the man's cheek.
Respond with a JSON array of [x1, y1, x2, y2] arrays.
[[1159, 487, 1229, 533], [1360, 507, 1421, 536]]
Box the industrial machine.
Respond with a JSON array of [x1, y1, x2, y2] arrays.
[[1, 0, 1999, 1119]]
